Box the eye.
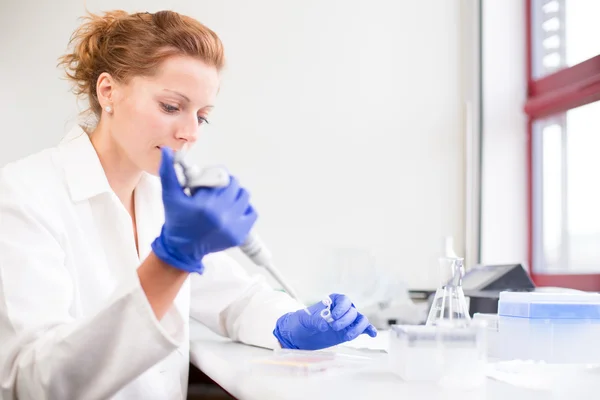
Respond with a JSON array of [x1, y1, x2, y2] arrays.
[[160, 102, 180, 113], [198, 116, 209, 125]]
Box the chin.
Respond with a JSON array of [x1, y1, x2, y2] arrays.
[[141, 153, 162, 177], [147, 161, 161, 177]]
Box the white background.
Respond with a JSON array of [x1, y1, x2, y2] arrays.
[[480, 0, 528, 267], [0, 0, 527, 303]]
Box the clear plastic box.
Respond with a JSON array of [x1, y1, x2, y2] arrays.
[[388, 323, 487, 388], [473, 313, 499, 359], [498, 291, 600, 363]]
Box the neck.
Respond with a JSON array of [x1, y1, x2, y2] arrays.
[[89, 121, 142, 208]]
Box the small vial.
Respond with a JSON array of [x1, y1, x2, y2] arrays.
[[320, 296, 334, 323]]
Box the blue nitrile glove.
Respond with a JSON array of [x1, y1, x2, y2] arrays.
[[273, 293, 378, 350], [151, 147, 257, 273]]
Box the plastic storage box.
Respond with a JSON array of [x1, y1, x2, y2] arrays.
[[498, 291, 600, 363], [388, 323, 487, 388]]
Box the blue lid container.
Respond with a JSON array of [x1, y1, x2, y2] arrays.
[[498, 292, 600, 319]]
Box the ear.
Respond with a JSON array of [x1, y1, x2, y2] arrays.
[[96, 72, 116, 111]]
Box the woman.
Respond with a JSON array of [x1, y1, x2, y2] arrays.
[[0, 9, 376, 400]]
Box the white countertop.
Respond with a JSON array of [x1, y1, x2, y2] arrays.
[[188, 321, 573, 400]]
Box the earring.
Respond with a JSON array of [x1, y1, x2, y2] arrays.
[[105, 106, 112, 113]]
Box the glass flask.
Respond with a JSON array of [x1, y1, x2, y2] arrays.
[[426, 257, 471, 326]]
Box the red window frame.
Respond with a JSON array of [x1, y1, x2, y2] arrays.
[[525, 0, 600, 290]]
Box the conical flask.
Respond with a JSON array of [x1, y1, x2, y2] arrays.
[[426, 257, 471, 326]]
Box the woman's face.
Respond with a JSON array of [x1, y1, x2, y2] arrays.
[[100, 55, 220, 175]]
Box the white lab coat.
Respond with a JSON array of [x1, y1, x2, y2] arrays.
[[0, 126, 304, 400]]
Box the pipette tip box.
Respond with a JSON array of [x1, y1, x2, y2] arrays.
[[497, 291, 600, 363]]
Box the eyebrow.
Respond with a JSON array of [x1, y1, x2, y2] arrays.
[[162, 89, 191, 102], [162, 89, 214, 109]]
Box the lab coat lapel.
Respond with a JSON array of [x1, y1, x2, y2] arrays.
[[57, 127, 141, 312], [58, 126, 146, 273], [90, 192, 141, 271], [134, 173, 165, 262]]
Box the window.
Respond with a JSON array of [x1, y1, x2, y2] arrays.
[[531, 0, 600, 79], [526, 0, 600, 290]]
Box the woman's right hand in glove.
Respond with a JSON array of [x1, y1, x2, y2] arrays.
[[151, 147, 257, 273]]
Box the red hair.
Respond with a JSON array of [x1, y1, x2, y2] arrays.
[[58, 10, 225, 118]]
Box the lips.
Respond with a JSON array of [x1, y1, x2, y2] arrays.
[[156, 145, 184, 152]]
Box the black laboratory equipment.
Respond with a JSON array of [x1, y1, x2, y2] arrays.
[[461, 263, 535, 317]]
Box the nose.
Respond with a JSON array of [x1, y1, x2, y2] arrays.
[[175, 114, 199, 144]]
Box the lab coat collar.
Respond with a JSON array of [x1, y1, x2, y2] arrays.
[[58, 125, 160, 203], [59, 125, 111, 202]]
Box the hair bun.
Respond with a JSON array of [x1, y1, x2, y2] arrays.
[[58, 11, 129, 115]]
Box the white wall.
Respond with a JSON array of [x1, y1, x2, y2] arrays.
[[0, 0, 472, 303], [480, 0, 528, 266]]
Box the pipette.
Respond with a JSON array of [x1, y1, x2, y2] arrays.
[[173, 147, 302, 302]]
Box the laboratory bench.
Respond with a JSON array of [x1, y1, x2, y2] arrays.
[[187, 321, 570, 400]]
